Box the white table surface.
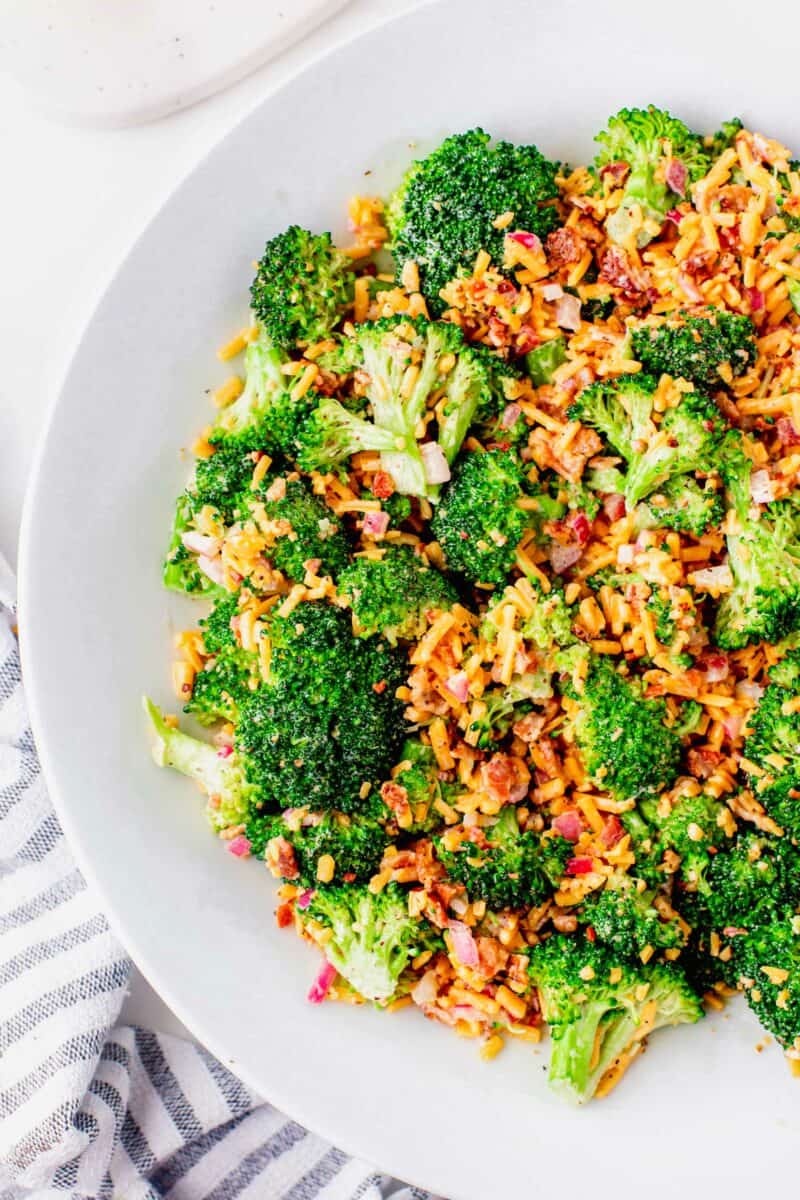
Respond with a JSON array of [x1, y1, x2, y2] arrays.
[[0, 0, 421, 1036]]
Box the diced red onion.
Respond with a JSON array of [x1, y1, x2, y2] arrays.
[[542, 283, 564, 301], [420, 441, 451, 485], [307, 959, 337, 1004], [448, 920, 479, 967], [570, 511, 592, 545], [555, 293, 581, 331], [745, 286, 765, 312], [599, 816, 624, 849], [750, 469, 774, 504], [197, 555, 226, 586], [552, 811, 583, 842], [181, 531, 221, 557], [679, 270, 703, 302], [227, 835, 251, 857], [777, 418, 800, 446], [501, 403, 522, 429], [411, 969, 439, 1006], [603, 493, 626, 522], [616, 543, 636, 566], [445, 671, 469, 703], [600, 161, 629, 183], [549, 543, 583, 574], [664, 208, 683, 227], [296, 889, 316, 910], [508, 230, 542, 252], [213, 728, 233, 749], [701, 653, 730, 684], [566, 856, 594, 876], [736, 680, 764, 704], [216, 744, 233, 759], [363, 510, 390, 536], [666, 158, 688, 196], [723, 714, 743, 742], [509, 781, 529, 803]]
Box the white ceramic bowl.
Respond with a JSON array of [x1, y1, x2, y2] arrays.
[[20, 2, 800, 1196]]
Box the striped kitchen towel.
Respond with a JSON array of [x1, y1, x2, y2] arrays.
[[0, 574, 436, 1200]]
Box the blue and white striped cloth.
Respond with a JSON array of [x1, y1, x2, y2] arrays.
[[0, 570, 435, 1200]]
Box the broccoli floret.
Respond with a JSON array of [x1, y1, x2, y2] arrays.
[[192, 428, 267, 522], [569, 374, 656, 461], [656, 794, 733, 896], [163, 494, 225, 597], [250, 226, 355, 351], [387, 129, 559, 312], [743, 652, 800, 834], [526, 338, 567, 387], [580, 876, 684, 960], [234, 601, 407, 812], [244, 475, 350, 581], [337, 545, 457, 643], [704, 832, 800, 930], [184, 594, 256, 725], [594, 106, 710, 247], [143, 697, 256, 830], [435, 806, 553, 910], [387, 739, 455, 835], [306, 884, 438, 1002], [680, 928, 740, 994], [716, 429, 753, 522], [432, 448, 561, 585], [734, 915, 800, 1051], [641, 476, 725, 536], [561, 656, 682, 802], [521, 583, 577, 652], [631, 308, 757, 388], [715, 501, 800, 649], [468, 672, 553, 749], [529, 932, 702, 1103], [246, 809, 389, 884], [707, 117, 743, 159], [296, 317, 494, 498], [621, 809, 667, 889]]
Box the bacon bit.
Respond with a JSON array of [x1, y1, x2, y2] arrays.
[[553, 811, 584, 842], [508, 230, 542, 252], [549, 542, 583, 575], [363, 510, 390, 537], [600, 246, 650, 295], [566, 856, 594, 876], [371, 470, 395, 499], [445, 671, 470, 703], [687, 747, 723, 780], [777, 418, 800, 446], [586, 926, 597, 942], [381, 780, 412, 827], [271, 836, 300, 880], [512, 712, 546, 745], [600, 161, 629, 184], [602, 493, 626, 522], [698, 652, 730, 684], [276, 902, 294, 928], [372, 679, 388, 694], [476, 935, 509, 979], [665, 159, 688, 196], [570, 511, 592, 545], [745, 287, 765, 313], [515, 326, 539, 355], [546, 227, 586, 266], [599, 816, 624, 849], [487, 315, 510, 348], [501, 403, 522, 429], [482, 754, 529, 805]]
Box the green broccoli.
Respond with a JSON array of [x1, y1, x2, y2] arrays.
[[432, 448, 562, 585], [306, 884, 439, 1002], [706, 117, 743, 159], [521, 582, 576, 652], [183, 594, 257, 725], [337, 545, 457, 643], [641, 476, 725, 536], [235, 601, 407, 812], [246, 809, 389, 884], [467, 673, 553, 749], [243, 475, 350, 581], [594, 106, 710, 246], [250, 226, 355, 351], [734, 915, 800, 1051], [143, 697, 257, 831], [704, 832, 800, 930], [386, 739, 457, 835], [655, 793, 733, 896], [163, 494, 225, 597], [526, 338, 567, 387], [743, 652, 800, 833], [296, 317, 495, 498], [715, 501, 800, 649], [580, 875, 684, 960], [560, 656, 682, 802], [435, 806, 554, 910], [529, 932, 703, 1103], [631, 308, 757, 388], [387, 129, 560, 311]]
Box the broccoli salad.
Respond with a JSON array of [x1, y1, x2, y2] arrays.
[[146, 107, 800, 1104]]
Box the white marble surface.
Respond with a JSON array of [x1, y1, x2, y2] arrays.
[[0, 0, 422, 1034]]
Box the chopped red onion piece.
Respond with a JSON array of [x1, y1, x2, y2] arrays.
[[296, 889, 316, 910], [197, 555, 226, 586], [227, 835, 251, 858], [745, 286, 765, 312], [420, 441, 451, 485], [552, 811, 583, 842], [501, 403, 522, 429], [307, 959, 337, 1004], [542, 283, 564, 301], [448, 920, 479, 967], [181, 531, 221, 557], [445, 671, 469, 703], [508, 230, 542, 252], [555, 293, 581, 331], [666, 158, 688, 196], [549, 543, 582, 574], [750, 469, 774, 504], [363, 509, 390, 536]]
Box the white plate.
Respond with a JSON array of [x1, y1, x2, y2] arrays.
[[19, 2, 800, 1196]]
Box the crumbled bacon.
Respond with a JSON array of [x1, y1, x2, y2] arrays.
[[269, 836, 300, 880], [599, 816, 624, 849], [546, 227, 586, 267], [371, 470, 395, 499], [527, 424, 603, 482], [599, 246, 651, 297], [512, 712, 546, 745], [482, 754, 530, 805], [275, 902, 294, 928], [381, 779, 412, 824], [475, 936, 509, 980], [600, 161, 630, 184], [687, 747, 723, 780]]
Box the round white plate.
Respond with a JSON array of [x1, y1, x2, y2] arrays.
[[19, 1, 800, 1196]]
